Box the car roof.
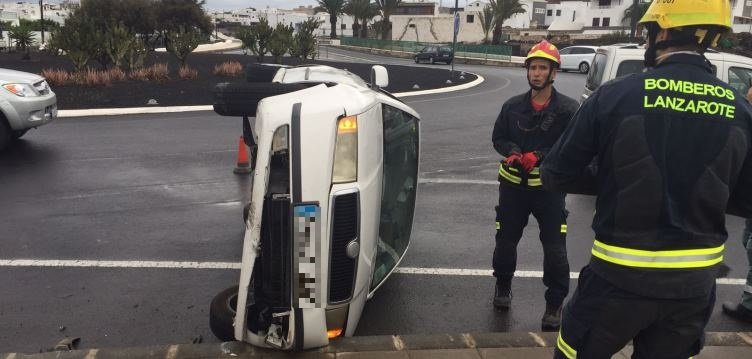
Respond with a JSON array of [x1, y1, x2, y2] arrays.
[[563, 45, 599, 49]]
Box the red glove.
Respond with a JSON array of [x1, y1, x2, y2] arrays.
[[520, 152, 540, 173], [505, 153, 522, 166]]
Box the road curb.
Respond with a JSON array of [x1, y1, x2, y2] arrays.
[[3, 332, 750, 358]]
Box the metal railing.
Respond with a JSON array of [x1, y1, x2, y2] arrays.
[[339, 37, 512, 62]]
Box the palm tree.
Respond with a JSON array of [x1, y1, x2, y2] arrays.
[[622, 0, 651, 38], [376, 0, 401, 40], [345, 0, 379, 38], [317, 0, 346, 39], [488, 0, 526, 45], [8, 24, 35, 59], [478, 4, 495, 44]]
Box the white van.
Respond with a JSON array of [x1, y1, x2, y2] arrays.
[[581, 45, 752, 102], [209, 64, 420, 350]]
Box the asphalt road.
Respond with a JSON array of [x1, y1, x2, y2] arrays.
[[1, 47, 750, 353]]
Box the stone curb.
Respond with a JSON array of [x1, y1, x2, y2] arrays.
[[332, 45, 525, 68], [3, 332, 750, 359]]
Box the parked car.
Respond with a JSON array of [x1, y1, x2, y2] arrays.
[[558, 45, 598, 74], [414, 45, 454, 64], [581, 45, 752, 102], [0, 68, 57, 150], [210, 64, 421, 350]]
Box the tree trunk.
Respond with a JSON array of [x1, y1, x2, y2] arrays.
[[361, 18, 368, 38], [629, 0, 639, 38], [492, 24, 501, 45], [330, 14, 337, 39], [352, 19, 360, 38], [381, 15, 390, 40]]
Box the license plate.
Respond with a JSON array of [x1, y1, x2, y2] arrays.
[[293, 203, 321, 309]]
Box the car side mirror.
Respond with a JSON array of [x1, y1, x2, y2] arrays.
[[371, 65, 389, 88]]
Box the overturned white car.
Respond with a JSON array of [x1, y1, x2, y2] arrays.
[[209, 64, 421, 350]]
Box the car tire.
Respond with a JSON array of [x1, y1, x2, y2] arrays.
[[414, 57, 419, 64], [214, 82, 314, 117], [0, 118, 10, 151], [245, 63, 280, 83], [430, 57, 435, 64], [579, 62, 590, 74], [12, 129, 28, 139], [210, 285, 240, 342]]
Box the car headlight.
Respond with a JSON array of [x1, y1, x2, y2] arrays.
[[3, 83, 38, 97], [332, 115, 357, 183]]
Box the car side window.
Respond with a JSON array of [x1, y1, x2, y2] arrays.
[[559, 48, 572, 55], [572, 48, 593, 55], [371, 105, 420, 291], [728, 66, 752, 94]]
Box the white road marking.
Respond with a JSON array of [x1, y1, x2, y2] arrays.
[[419, 178, 497, 185], [528, 332, 548, 347], [0, 260, 745, 285]]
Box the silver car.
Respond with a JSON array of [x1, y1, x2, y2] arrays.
[[0, 68, 57, 150], [559, 45, 598, 74]]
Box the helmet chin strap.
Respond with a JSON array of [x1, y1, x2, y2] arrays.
[[528, 68, 555, 91]]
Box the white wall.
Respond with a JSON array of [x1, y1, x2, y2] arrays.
[[391, 13, 485, 43]]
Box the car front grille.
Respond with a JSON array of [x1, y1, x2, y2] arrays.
[[329, 191, 359, 303], [258, 194, 292, 309]]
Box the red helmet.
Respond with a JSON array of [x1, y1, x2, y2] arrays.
[[525, 40, 561, 67]]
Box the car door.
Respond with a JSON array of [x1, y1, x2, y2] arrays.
[[559, 47, 573, 70]]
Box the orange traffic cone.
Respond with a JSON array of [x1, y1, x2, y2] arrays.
[[233, 136, 253, 174]]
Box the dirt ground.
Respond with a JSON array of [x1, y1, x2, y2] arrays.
[[0, 51, 475, 110]]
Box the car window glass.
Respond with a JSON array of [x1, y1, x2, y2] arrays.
[[371, 105, 419, 291], [615, 60, 644, 78], [559, 48, 572, 55], [728, 66, 752, 94], [586, 53, 608, 91]]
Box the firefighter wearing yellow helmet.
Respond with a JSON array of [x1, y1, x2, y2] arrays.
[[490, 39, 578, 330], [541, 0, 752, 357]]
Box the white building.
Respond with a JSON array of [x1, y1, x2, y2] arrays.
[[0, 1, 74, 26], [211, 7, 356, 38]]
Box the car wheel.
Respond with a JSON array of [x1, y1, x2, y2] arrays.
[[245, 63, 280, 82], [214, 82, 315, 117], [579, 62, 590, 74], [414, 57, 419, 64], [11, 129, 28, 140], [210, 285, 240, 342], [0, 118, 10, 151], [430, 57, 435, 64]]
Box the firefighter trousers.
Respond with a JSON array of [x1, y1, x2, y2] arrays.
[[554, 265, 715, 359], [492, 182, 569, 306]]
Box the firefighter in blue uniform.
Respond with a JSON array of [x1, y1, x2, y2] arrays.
[[541, 0, 752, 357], [491, 39, 579, 330]]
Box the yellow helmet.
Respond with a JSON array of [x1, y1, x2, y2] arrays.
[[638, 0, 732, 31]]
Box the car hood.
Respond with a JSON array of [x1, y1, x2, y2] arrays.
[[0, 68, 44, 84]]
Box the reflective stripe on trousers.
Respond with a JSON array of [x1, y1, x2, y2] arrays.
[[557, 330, 577, 358], [591, 239, 724, 269]]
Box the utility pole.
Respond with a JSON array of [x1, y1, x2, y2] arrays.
[[39, 0, 44, 44], [451, 0, 459, 79]]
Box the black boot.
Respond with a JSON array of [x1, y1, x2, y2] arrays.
[[541, 303, 562, 330], [722, 302, 752, 323], [493, 284, 512, 309]]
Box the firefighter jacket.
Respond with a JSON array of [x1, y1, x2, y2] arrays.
[[541, 53, 752, 299], [492, 88, 579, 189]]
